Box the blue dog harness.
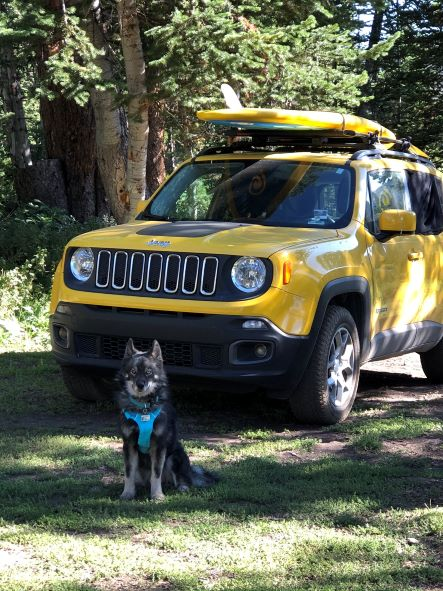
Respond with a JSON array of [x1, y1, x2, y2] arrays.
[[123, 400, 162, 454]]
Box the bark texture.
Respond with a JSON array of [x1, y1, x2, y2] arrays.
[[40, 95, 105, 220], [146, 101, 166, 197], [36, 0, 110, 221], [117, 0, 149, 219], [0, 46, 32, 168], [87, 0, 128, 223], [14, 160, 68, 209]]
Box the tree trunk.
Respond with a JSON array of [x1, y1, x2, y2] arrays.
[[85, 0, 128, 223], [117, 0, 149, 219], [358, 6, 386, 117], [40, 95, 104, 221], [36, 0, 111, 221], [14, 160, 68, 209], [146, 101, 166, 197], [0, 46, 32, 168]]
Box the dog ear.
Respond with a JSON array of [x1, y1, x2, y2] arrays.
[[150, 339, 163, 361], [124, 338, 137, 358]]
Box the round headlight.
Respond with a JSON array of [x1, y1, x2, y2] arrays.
[[70, 247, 94, 282], [231, 257, 266, 293]]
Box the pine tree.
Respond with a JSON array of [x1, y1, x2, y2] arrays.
[[371, 0, 443, 163], [1, 0, 381, 219]]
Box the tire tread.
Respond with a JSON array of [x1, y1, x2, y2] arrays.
[[289, 305, 360, 425], [420, 339, 443, 383], [60, 366, 110, 402]]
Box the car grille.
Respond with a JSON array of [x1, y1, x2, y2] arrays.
[[95, 250, 219, 297], [103, 336, 193, 366], [74, 333, 222, 368]]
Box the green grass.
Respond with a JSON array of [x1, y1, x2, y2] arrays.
[[0, 345, 441, 590], [333, 414, 442, 451], [0, 351, 114, 416]]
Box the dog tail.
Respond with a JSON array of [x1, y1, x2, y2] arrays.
[[190, 465, 219, 488]]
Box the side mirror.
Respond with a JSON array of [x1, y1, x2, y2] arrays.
[[379, 209, 416, 233], [135, 200, 147, 215]]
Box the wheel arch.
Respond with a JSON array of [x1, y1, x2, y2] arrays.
[[312, 277, 371, 363]]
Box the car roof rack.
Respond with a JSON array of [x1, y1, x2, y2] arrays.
[[195, 142, 263, 157], [194, 128, 434, 167], [350, 149, 434, 167]]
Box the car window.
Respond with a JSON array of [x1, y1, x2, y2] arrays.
[[366, 170, 412, 235], [407, 171, 443, 234], [144, 160, 353, 229]]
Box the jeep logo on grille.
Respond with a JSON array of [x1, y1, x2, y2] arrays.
[[147, 239, 171, 247]]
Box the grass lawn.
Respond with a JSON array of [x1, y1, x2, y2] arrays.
[[0, 346, 442, 591]]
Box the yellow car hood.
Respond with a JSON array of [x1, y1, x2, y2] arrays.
[[69, 220, 337, 258]]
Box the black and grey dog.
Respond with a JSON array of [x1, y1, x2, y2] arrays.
[[116, 338, 217, 501]]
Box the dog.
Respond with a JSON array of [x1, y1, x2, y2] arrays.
[[116, 338, 217, 501]]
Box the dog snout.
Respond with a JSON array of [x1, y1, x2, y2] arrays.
[[135, 379, 146, 391]]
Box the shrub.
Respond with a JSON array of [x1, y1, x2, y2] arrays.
[[0, 200, 113, 349], [0, 200, 113, 291]]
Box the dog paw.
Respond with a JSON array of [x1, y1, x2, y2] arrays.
[[151, 492, 165, 502], [177, 484, 189, 493], [120, 490, 135, 500]]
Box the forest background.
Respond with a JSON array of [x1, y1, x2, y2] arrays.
[[0, 0, 442, 349]]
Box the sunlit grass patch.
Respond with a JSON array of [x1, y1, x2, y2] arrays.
[[333, 415, 442, 451], [240, 428, 280, 440], [0, 518, 441, 591]]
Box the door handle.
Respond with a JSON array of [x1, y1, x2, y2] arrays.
[[408, 251, 423, 261]]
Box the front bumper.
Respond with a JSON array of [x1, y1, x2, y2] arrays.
[[50, 303, 317, 392]]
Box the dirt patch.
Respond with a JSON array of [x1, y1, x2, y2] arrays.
[[382, 437, 442, 463], [93, 577, 172, 591], [279, 437, 354, 463], [361, 353, 426, 378]]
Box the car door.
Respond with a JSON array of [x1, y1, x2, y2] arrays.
[[365, 168, 427, 341], [406, 169, 443, 345]]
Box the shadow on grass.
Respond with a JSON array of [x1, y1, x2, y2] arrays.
[[0, 351, 115, 418], [358, 368, 431, 389], [1, 350, 441, 429], [0, 448, 441, 535]]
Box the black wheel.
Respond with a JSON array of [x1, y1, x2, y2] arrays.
[[60, 366, 112, 402], [420, 338, 443, 383], [289, 305, 360, 425]]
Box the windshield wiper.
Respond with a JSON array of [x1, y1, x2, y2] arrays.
[[231, 217, 268, 225], [141, 212, 177, 222]]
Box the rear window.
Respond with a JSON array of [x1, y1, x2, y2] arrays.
[[366, 169, 412, 235], [366, 169, 443, 235], [141, 160, 354, 229], [407, 171, 443, 234]]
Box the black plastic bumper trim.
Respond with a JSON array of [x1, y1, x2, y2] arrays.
[[50, 303, 316, 391]]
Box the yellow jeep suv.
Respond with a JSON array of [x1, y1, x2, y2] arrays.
[[50, 115, 443, 424]]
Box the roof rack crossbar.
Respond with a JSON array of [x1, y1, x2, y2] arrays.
[[351, 149, 433, 167], [193, 136, 432, 165], [195, 142, 258, 157]]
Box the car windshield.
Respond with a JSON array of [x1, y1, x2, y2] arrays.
[[141, 160, 353, 228]]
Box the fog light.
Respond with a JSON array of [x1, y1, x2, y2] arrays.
[[58, 326, 68, 341], [254, 344, 268, 358], [242, 320, 266, 329], [54, 324, 69, 348]]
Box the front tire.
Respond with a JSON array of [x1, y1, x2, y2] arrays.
[[289, 305, 360, 425], [60, 366, 112, 402], [420, 338, 443, 383]]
